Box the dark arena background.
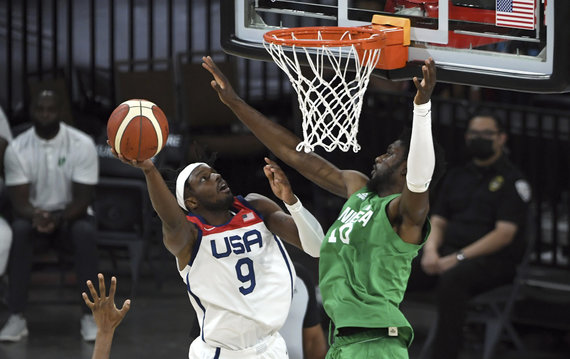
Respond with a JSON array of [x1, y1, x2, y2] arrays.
[[0, 1, 568, 358]]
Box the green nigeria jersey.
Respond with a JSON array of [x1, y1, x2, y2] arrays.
[[319, 187, 429, 340]]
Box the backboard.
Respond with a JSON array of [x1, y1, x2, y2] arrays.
[[221, 0, 570, 93]]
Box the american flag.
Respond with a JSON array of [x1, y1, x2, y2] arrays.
[[242, 212, 255, 222], [496, 0, 535, 30]]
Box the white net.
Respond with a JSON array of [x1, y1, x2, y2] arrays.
[[264, 31, 382, 153]]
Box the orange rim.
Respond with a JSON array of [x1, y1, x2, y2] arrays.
[[263, 26, 386, 49]]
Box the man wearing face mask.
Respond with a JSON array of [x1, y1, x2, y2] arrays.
[[406, 112, 531, 359]]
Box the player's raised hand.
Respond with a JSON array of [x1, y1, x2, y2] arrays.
[[413, 57, 436, 105], [263, 157, 297, 206], [82, 273, 131, 334], [107, 140, 155, 171], [201, 56, 240, 105]]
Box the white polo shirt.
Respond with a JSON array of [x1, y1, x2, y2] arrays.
[[4, 123, 98, 211]]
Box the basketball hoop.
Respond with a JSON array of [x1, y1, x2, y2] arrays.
[[264, 23, 408, 153]]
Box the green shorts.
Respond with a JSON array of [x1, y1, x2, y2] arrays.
[[326, 328, 412, 359]]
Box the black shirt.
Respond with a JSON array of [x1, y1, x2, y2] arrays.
[[433, 155, 531, 262]]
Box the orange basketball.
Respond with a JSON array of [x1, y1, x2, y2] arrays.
[[107, 99, 169, 161]]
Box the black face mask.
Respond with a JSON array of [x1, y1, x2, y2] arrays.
[[466, 137, 495, 160]]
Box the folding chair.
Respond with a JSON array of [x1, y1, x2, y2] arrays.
[[93, 176, 155, 297], [417, 210, 536, 359]]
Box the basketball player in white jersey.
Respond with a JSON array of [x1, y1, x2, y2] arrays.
[[112, 149, 324, 359]]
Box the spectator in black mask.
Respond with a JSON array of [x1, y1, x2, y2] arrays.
[[406, 112, 532, 359]]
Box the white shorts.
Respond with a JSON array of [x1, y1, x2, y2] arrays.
[[188, 332, 289, 359]]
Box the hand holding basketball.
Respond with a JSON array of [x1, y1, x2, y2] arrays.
[[107, 99, 169, 161]]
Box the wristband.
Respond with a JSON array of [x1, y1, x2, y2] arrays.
[[284, 195, 324, 258], [406, 101, 435, 193]]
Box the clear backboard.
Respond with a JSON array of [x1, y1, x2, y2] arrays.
[[221, 0, 570, 93]]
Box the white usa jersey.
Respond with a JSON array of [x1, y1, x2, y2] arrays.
[[178, 196, 296, 351]]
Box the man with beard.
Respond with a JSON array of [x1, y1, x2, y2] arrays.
[[1, 90, 100, 341], [406, 113, 531, 359], [113, 149, 324, 358], [202, 55, 445, 358]]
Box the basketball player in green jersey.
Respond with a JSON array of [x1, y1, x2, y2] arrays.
[[203, 56, 445, 358]]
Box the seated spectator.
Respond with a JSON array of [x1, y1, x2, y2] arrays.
[[279, 262, 327, 359], [406, 112, 532, 359], [0, 90, 100, 342]]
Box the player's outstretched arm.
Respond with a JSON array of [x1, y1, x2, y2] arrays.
[[393, 58, 437, 244], [108, 144, 197, 259], [201, 56, 367, 198], [82, 273, 131, 359], [261, 157, 324, 257]]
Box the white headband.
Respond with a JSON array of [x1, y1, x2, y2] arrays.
[[176, 162, 209, 211]]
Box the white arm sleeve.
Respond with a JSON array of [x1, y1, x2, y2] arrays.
[[284, 196, 324, 258], [406, 101, 435, 193]]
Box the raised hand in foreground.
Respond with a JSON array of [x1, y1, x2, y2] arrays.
[[82, 273, 131, 359]]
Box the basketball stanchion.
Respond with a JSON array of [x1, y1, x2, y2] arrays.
[[263, 16, 410, 153]]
